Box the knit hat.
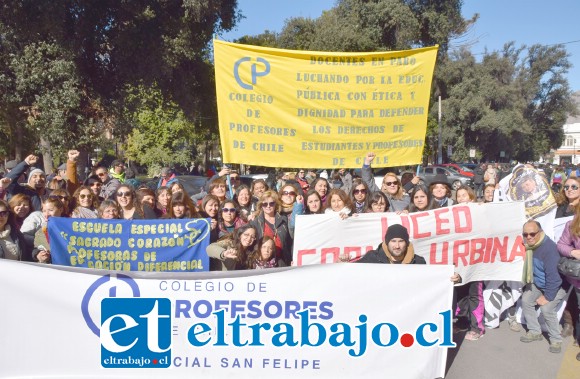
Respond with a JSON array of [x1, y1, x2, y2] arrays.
[[28, 168, 46, 182], [384, 224, 409, 244]]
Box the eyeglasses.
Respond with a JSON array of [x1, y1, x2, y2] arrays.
[[96, 172, 106, 177], [230, 176, 240, 181], [282, 191, 296, 196], [116, 191, 131, 197], [0, 210, 9, 217], [353, 189, 367, 195], [299, 171, 305, 174], [522, 231, 539, 238], [564, 185, 579, 191], [222, 208, 237, 213], [90, 182, 102, 187], [261, 201, 276, 208], [383, 181, 398, 187], [50, 195, 67, 201]]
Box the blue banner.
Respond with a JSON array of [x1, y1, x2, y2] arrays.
[[48, 218, 210, 272]]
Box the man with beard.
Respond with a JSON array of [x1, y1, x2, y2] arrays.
[[1, 155, 49, 211], [356, 224, 426, 264]]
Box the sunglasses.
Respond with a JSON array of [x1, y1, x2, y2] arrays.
[[222, 207, 237, 213], [230, 176, 240, 181], [522, 232, 539, 238], [564, 185, 579, 191], [299, 171, 305, 174], [90, 182, 102, 187], [96, 172, 107, 177], [50, 195, 67, 201], [0, 210, 9, 217], [353, 189, 367, 195], [261, 201, 276, 208], [116, 191, 131, 197], [282, 191, 296, 196], [79, 194, 92, 200], [383, 181, 398, 186]]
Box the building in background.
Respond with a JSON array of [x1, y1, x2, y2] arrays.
[[553, 91, 580, 165]]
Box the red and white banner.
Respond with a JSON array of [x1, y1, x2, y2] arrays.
[[0, 260, 453, 378], [293, 202, 527, 283]]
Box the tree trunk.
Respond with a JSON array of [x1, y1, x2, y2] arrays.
[[39, 136, 53, 173]]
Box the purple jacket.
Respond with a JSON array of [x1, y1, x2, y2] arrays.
[[556, 220, 580, 289]]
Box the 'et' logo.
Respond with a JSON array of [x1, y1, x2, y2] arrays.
[[233, 57, 270, 89], [101, 298, 171, 368]]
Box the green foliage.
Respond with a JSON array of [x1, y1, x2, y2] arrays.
[[124, 84, 196, 169]]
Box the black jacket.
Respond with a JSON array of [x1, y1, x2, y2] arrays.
[[251, 212, 292, 265], [356, 243, 426, 264]]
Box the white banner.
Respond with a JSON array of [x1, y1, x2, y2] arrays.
[[293, 202, 527, 283], [0, 260, 453, 379]]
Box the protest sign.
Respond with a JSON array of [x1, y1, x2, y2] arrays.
[[214, 40, 438, 168], [0, 260, 453, 378], [293, 202, 527, 283], [48, 218, 210, 272]]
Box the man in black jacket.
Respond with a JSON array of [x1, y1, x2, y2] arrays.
[[474, 163, 486, 200], [357, 224, 425, 264]]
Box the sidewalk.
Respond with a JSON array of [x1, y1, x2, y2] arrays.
[[445, 320, 578, 379]]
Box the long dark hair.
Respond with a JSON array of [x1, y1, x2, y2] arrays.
[[407, 184, 439, 213], [230, 224, 258, 268]]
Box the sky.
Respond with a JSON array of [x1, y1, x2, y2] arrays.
[[219, 0, 580, 93]]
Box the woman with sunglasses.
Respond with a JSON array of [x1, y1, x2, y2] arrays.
[[361, 153, 411, 211], [217, 200, 247, 238], [0, 199, 32, 262], [555, 177, 580, 218], [166, 192, 200, 220], [350, 179, 370, 213], [200, 194, 220, 243], [278, 183, 304, 236], [304, 189, 324, 215], [250, 190, 292, 266], [70, 186, 99, 218], [50, 188, 72, 217], [206, 224, 258, 271], [115, 185, 145, 220], [8, 194, 32, 230], [365, 191, 390, 213]]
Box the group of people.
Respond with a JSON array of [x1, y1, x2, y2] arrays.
[[0, 151, 579, 360]]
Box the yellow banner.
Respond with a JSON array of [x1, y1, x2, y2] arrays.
[[214, 40, 438, 168]]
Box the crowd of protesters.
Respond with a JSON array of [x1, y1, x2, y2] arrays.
[[0, 151, 579, 359]]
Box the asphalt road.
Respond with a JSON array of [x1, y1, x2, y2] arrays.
[[444, 319, 578, 379]]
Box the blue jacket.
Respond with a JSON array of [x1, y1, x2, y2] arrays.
[[532, 237, 562, 301]]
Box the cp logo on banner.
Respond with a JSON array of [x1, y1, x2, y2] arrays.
[[233, 57, 270, 89], [101, 298, 172, 368]]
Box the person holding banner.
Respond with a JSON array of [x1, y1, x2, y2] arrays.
[[0, 199, 31, 262], [556, 214, 580, 358], [520, 220, 567, 354], [324, 189, 353, 219], [115, 185, 146, 220], [207, 224, 258, 271], [483, 184, 495, 203], [356, 224, 425, 264], [365, 191, 389, 213], [455, 186, 476, 204], [361, 152, 410, 211], [250, 191, 292, 266]]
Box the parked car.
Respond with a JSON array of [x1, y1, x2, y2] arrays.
[[418, 166, 473, 190], [436, 163, 474, 177]]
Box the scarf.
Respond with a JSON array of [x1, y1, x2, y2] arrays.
[[437, 197, 449, 207], [522, 231, 545, 284], [381, 241, 416, 264]]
